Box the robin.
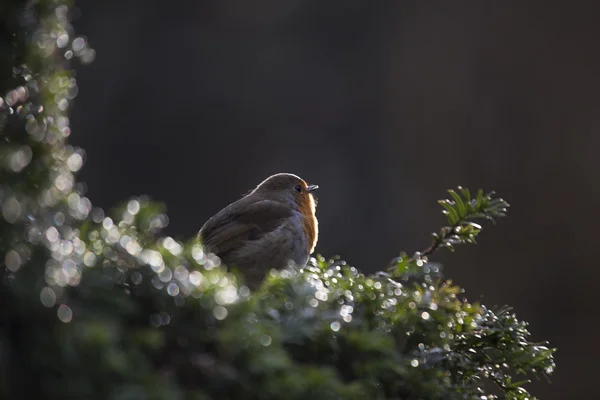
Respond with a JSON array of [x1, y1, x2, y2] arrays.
[[197, 173, 319, 288]]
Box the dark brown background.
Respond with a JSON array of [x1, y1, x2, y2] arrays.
[[71, 1, 600, 398]]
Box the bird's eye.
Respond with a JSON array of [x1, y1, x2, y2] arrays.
[[294, 184, 302, 193]]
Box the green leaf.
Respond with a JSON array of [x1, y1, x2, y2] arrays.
[[459, 186, 471, 205], [448, 189, 466, 218], [439, 200, 459, 225]]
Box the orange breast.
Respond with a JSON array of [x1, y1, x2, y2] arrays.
[[299, 193, 318, 253]]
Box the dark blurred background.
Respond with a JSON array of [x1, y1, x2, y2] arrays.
[[70, 1, 599, 398]]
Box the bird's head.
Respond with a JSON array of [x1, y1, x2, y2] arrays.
[[253, 173, 319, 214]]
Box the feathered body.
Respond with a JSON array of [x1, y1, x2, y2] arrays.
[[198, 173, 319, 288]]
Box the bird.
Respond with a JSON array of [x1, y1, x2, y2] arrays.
[[197, 173, 319, 289]]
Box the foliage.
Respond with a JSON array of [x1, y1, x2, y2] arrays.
[[0, 1, 555, 399]]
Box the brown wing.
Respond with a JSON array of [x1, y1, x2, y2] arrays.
[[198, 199, 293, 259]]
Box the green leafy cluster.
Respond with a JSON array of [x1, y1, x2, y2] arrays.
[[1, 1, 555, 399], [430, 187, 508, 254]]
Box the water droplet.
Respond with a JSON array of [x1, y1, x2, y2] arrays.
[[216, 285, 238, 305], [315, 289, 328, 301], [8, 146, 32, 172], [213, 305, 228, 320], [57, 98, 68, 110], [204, 254, 220, 270], [57, 304, 73, 323], [330, 321, 341, 332], [158, 267, 173, 282], [131, 271, 142, 285], [162, 237, 183, 255], [189, 270, 203, 286], [53, 212, 65, 226], [174, 265, 188, 281], [40, 287, 57, 307], [83, 251, 96, 267], [260, 335, 272, 346], [2, 197, 22, 223], [167, 282, 180, 296], [74, 197, 91, 219], [66, 152, 83, 172], [127, 199, 140, 215], [80, 48, 96, 64], [5, 88, 22, 106], [72, 37, 86, 53], [54, 173, 73, 192], [160, 312, 171, 325], [56, 33, 69, 48], [151, 277, 164, 290], [91, 207, 105, 223], [340, 304, 353, 316], [5, 250, 22, 272], [191, 246, 206, 264], [45, 227, 59, 243], [410, 359, 419, 367]]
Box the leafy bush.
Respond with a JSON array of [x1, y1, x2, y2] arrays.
[[0, 1, 555, 399]]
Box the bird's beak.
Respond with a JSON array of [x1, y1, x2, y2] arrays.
[[307, 184, 319, 192]]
